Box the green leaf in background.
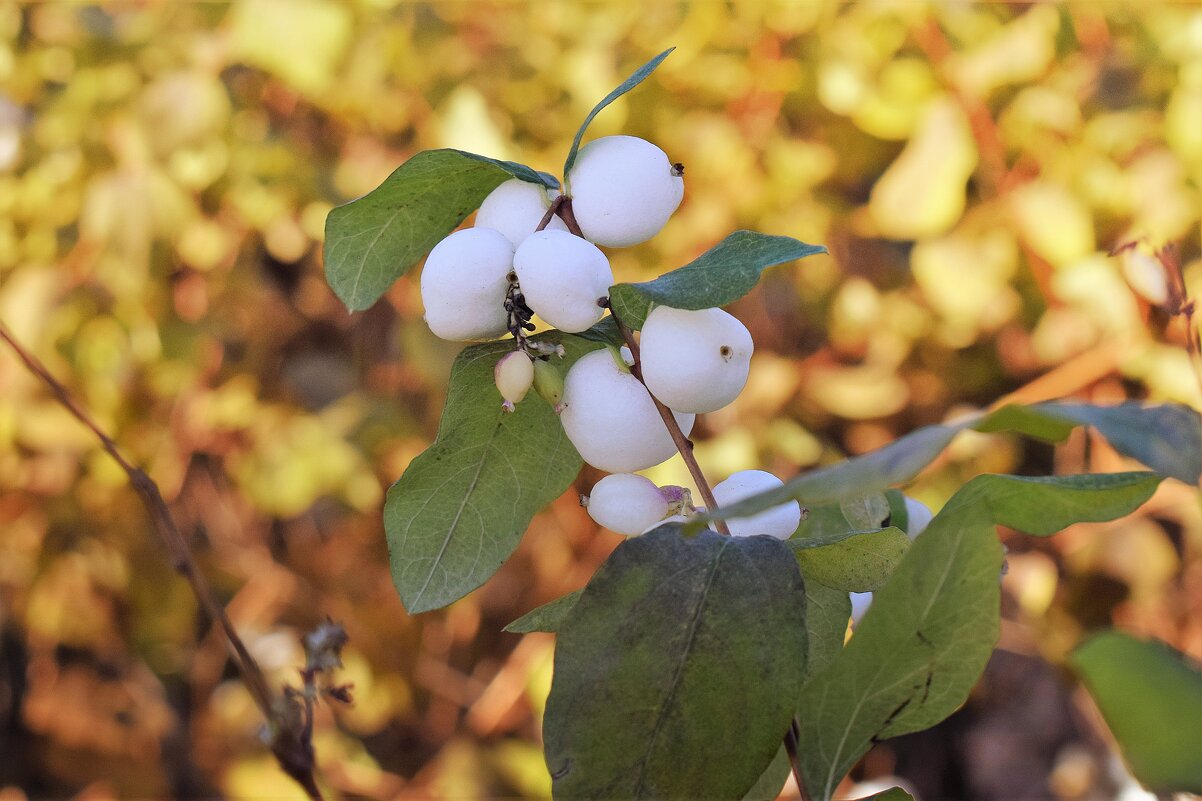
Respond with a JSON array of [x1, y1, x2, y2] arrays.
[[705, 401, 1199, 526], [941, 472, 1163, 535], [840, 493, 891, 530], [324, 149, 557, 311], [562, 47, 675, 178], [1071, 631, 1202, 793], [793, 527, 909, 593], [503, 590, 581, 634], [544, 527, 807, 801], [385, 332, 599, 614], [795, 506, 1003, 801], [608, 231, 827, 329]]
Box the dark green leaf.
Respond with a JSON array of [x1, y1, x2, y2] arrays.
[[608, 231, 827, 329], [793, 527, 909, 592], [544, 527, 807, 801], [940, 472, 1163, 536], [503, 590, 582, 634], [741, 747, 791, 801], [563, 48, 675, 177], [884, 488, 910, 532], [1071, 632, 1202, 793], [324, 149, 556, 311], [795, 507, 1004, 801], [385, 333, 598, 614]]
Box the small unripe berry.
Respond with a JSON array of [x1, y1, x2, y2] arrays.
[[475, 178, 566, 247], [568, 135, 684, 247], [420, 228, 514, 341], [712, 469, 801, 540], [560, 348, 695, 472], [584, 473, 671, 536], [532, 357, 565, 411], [639, 306, 754, 413], [904, 496, 933, 540], [494, 351, 534, 411], [513, 230, 614, 333]]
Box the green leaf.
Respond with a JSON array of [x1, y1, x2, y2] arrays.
[[800, 578, 851, 685], [706, 401, 1198, 526], [795, 506, 1004, 801], [544, 527, 807, 801], [323, 149, 557, 311], [503, 590, 581, 634], [857, 789, 915, 801], [1032, 401, 1202, 485], [741, 747, 791, 801], [385, 332, 598, 614], [840, 493, 891, 530], [793, 527, 910, 593], [608, 231, 827, 329], [941, 472, 1163, 536], [563, 48, 675, 178], [1071, 632, 1202, 793]]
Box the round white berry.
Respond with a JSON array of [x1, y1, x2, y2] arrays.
[[560, 349, 695, 472], [586, 473, 671, 536], [513, 229, 613, 333], [474, 178, 566, 247], [420, 228, 514, 341], [567, 135, 684, 247], [639, 306, 754, 413], [904, 496, 933, 540], [712, 469, 801, 540]]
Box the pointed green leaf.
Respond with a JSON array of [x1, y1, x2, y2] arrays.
[[1071, 632, 1202, 793], [793, 527, 909, 593], [503, 590, 582, 634], [608, 231, 827, 329], [385, 333, 598, 614], [800, 577, 851, 685], [544, 527, 807, 801], [941, 472, 1163, 536], [563, 48, 675, 177], [796, 506, 1003, 801], [324, 149, 557, 311]]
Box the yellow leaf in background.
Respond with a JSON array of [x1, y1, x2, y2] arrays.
[[437, 85, 513, 161], [869, 95, 977, 240], [1052, 255, 1141, 338], [229, 0, 351, 95], [805, 364, 909, 420], [912, 226, 1019, 335], [949, 5, 1059, 98], [852, 57, 939, 141], [1166, 69, 1202, 169], [1009, 181, 1095, 268]]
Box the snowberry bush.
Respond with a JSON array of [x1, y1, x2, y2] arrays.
[[324, 49, 1202, 801]]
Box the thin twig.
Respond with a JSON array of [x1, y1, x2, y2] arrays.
[[0, 322, 324, 801]]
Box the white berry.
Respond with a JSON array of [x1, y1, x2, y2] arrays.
[[639, 306, 754, 413], [475, 178, 566, 247], [904, 496, 933, 540], [712, 469, 801, 540], [513, 230, 613, 333], [585, 473, 670, 536], [567, 135, 684, 247], [420, 228, 513, 341], [560, 349, 695, 472]]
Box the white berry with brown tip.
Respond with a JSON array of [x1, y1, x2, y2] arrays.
[[585, 473, 671, 536], [559, 348, 695, 472], [420, 228, 514, 341], [567, 135, 684, 247], [513, 230, 613, 333], [639, 306, 754, 413]]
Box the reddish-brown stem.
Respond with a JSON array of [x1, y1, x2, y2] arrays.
[[609, 313, 731, 536], [0, 323, 323, 801], [536, 194, 566, 233]]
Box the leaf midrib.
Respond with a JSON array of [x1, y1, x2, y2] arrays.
[[632, 537, 731, 798]]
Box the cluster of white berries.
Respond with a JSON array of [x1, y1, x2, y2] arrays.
[[420, 133, 799, 539], [849, 496, 934, 625]]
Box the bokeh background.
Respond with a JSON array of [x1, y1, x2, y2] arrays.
[[1, 2, 1200, 799]]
